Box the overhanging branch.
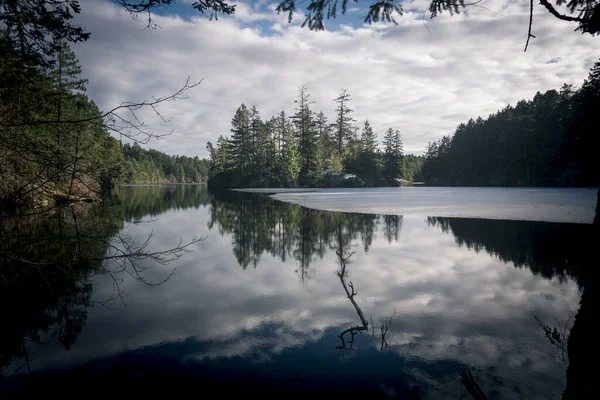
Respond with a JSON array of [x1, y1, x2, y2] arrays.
[[539, 0, 585, 23]]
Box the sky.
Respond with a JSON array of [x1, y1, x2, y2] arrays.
[[71, 0, 598, 157]]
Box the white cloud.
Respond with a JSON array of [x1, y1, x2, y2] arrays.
[[72, 0, 597, 157]]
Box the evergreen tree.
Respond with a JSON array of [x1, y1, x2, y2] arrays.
[[123, 142, 208, 184], [292, 85, 318, 183], [359, 120, 380, 185], [273, 0, 600, 38], [393, 128, 404, 178], [401, 154, 425, 182], [281, 125, 300, 186], [51, 40, 88, 124], [249, 105, 262, 169], [314, 111, 342, 172], [420, 62, 600, 188], [333, 89, 354, 157], [383, 128, 402, 184], [263, 126, 278, 186], [229, 104, 252, 179], [344, 125, 361, 173], [255, 114, 278, 186], [273, 111, 289, 158], [570, 60, 600, 186]]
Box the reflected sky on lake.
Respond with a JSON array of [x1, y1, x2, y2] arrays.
[[3, 186, 591, 399]]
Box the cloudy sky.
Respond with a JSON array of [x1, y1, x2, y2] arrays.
[[71, 0, 598, 157]]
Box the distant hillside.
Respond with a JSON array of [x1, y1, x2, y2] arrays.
[[121, 143, 209, 184], [421, 60, 599, 187]]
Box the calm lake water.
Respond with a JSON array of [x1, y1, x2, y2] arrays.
[[1, 185, 596, 398]]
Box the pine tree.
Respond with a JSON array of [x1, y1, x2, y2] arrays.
[[262, 125, 278, 186], [292, 85, 318, 183], [249, 105, 262, 162], [333, 89, 354, 157], [255, 115, 278, 186], [229, 104, 252, 178], [314, 111, 339, 173], [281, 125, 300, 186], [393, 128, 404, 178], [206, 141, 216, 173], [383, 128, 402, 184], [359, 120, 380, 185], [273, 111, 289, 158], [573, 60, 600, 186], [49, 41, 90, 185], [248, 105, 264, 182], [207, 135, 231, 175], [52, 40, 88, 99], [344, 125, 361, 173]]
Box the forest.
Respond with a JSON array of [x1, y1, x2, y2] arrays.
[[0, 39, 208, 210], [121, 143, 209, 184], [206, 62, 600, 189], [206, 87, 424, 188], [421, 60, 600, 187], [0, 39, 125, 207]]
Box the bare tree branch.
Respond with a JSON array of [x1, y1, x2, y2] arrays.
[[524, 0, 536, 52], [0, 77, 203, 144]]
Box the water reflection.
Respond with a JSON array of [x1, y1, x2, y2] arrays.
[[1, 185, 595, 399], [119, 184, 211, 222], [0, 203, 123, 372], [0, 185, 207, 373], [208, 190, 393, 279], [427, 216, 597, 400]]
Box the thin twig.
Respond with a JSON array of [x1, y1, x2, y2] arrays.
[[524, 0, 536, 52]]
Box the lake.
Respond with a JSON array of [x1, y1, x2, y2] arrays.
[[1, 185, 596, 399]]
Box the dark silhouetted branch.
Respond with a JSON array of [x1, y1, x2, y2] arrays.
[[524, 0, 536, 52], [459, 368, 488, 400], [0, 77, 203, 144], [538, 0, 585, 24], [335, 251, 369, 349], [535, 316, 571, 368]]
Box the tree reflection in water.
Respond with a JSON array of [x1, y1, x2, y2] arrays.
[[2, 186, 595, 399], [1, 185, 208, 373], [427, 216, 597, 400]]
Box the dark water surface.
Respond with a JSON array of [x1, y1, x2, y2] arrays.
[[1, 185, 596, 398]]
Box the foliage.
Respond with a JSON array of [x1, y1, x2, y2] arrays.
[[207, 91, 414, 188], [273, 0, 600, 38], [292, 86, 318, 185], [0, 39, 126, 205], [421, 61, 600, 187], [382, 128, 403, 185], [359, 120, 380, 185], [121, 142, 208, 184], [333, 89, 354, 157], [401, 154, 425, 182]]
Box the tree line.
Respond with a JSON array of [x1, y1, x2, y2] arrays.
[[206, 86, 424, 188], [121, 143, 209, 184], [0, 38, 209, 210], [421, 60, 600, 187], [1, 39, 125, 206]]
